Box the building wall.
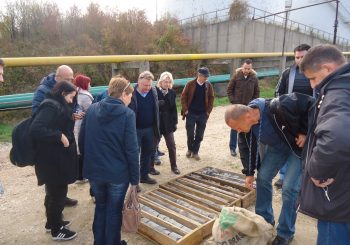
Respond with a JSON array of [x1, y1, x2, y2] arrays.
[[183, 19, 350, 54]]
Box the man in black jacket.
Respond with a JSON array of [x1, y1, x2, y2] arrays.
[[225, 93, 314, 245], [274, 44, 313, 188], [299, 44, 350, 243]]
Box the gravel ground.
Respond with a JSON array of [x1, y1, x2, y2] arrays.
[[0, 105, 317, 244]]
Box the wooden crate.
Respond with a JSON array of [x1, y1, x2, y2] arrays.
[[193, 167, 256, 208], [138, 167, 256, 245]]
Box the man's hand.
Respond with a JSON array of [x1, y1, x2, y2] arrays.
[[73, 112, 85, 121], [61, 134, 69, 147], [295, 134, 306, 148], [311, 177, 334, 188], [245, 176, 255, 190]]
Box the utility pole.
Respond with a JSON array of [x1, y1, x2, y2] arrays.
[[281, 0, 292, 74], [333, 0, 339, 44]]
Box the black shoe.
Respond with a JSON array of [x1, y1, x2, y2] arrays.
[[274, 179, 283, 189], [121, 240, 127, 245], [65, 197, 78, 207], [51, 226, 77, 241], [272, 235, 293, 245], [154, 159, 162, 165], [140, 177, 157, 184], [136, 185, 142, 193], [171, 167, 181, 175], [230, 149, 237, 156], [157, 150, 165, 156], [149, 168, 160, 175], [45, 220, 71, 233]]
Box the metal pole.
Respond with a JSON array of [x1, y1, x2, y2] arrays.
[[333, 0, 339, 44]]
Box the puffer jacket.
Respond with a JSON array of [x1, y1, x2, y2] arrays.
[[32, 73, 57, 114]]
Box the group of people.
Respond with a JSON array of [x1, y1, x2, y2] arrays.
[[1, 43, 349, 244], [225, 44, 350, 245], [16, 64, 214, 244]]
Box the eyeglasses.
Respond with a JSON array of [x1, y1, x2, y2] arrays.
[[123, 82, 130, 92]]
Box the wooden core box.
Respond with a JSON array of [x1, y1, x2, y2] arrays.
[[138, 167, 256, 245]]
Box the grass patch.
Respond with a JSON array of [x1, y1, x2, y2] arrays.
[[0, 124, 13, 142]]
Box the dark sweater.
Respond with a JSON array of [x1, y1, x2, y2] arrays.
[[136, 91, 155, 129], [189, 82, 206, 114]]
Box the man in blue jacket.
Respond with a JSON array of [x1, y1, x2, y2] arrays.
[[129, 71, 160, 184], [225, 93, 314, 245], [299, 44, 350, 244]]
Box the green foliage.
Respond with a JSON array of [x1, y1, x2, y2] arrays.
[[0, 124, 13, 142]]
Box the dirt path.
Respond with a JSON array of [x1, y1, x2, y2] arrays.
[[0, 105, 317, 244]]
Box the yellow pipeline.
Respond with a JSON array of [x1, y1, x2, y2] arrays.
[[2, 53, 296, 67]]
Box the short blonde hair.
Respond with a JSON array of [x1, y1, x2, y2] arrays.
[[138, 71, 154, 81], [157, 71, 174, 89], [108, 76, 134, 98]]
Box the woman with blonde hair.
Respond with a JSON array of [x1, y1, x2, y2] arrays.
[[151, 71, 180, 174], [79, 76, 139, 245]]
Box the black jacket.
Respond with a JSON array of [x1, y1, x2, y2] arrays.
[[300, 63, 350, 222], [156, 87, 178, 135], [240, 93, 314, 176], [30, 94, 78, 186]]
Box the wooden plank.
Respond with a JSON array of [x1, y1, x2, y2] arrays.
[[193, 172, 248, 195], [168, 181, 228, 205], [140, 197, 200, 229], [177, 178, 237, 201], [160, 184, 222, 212], [185, 174, 244, 198], [141, 211, 188, 236], [156, 188, 218, 216], [139, 223, 178, 245], [146, 192, 210, 223]]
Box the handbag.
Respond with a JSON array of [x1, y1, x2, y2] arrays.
[[122, 185, 141, 233]]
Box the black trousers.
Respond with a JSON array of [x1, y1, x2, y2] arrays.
[[44, 183, 68, 234], [185, 112, 208, 154], [78, 154, 84, 180], [151, 132, 177, 169]]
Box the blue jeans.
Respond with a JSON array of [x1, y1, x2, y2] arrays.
[[90, 181, 129, 245], [256, 144, 302, 240], [229, 129, 237, 151], [185, 112, 208, 154], [136, 127, 154, 180], [317, 220, 350, 245]]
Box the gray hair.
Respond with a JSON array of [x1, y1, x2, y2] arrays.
[[225, 104, 250, 124], [157, 71, 174, 89], [138, 71, 154, 80]]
